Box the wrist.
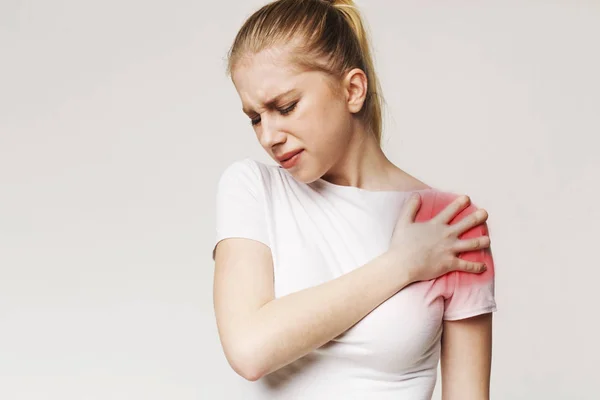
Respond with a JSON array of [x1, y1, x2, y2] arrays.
[[381, 250, 414, 289]]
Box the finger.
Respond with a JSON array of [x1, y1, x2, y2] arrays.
[[453, 235, 491, 253], [452, 258, 487, 274], [433, 195, 471, 224], [448, 209, 488, 236], [398, 192, 422, 225]]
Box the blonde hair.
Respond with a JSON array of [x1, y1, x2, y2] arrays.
[[226, 0, 385, 146]]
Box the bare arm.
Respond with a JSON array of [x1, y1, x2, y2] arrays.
[[440, 313, 493, 400], [213, 237, 411, 381]]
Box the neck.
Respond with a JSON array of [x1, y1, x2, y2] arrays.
[[320, 126, 400, 191]]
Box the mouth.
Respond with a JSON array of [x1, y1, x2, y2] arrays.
[[277, 149, 303, 162], [279, 149, 303, 168]]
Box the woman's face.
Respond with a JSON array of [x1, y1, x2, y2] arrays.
[[231, 46, 365, 183]]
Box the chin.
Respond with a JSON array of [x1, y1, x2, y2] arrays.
[[284, 165, 317, 184]]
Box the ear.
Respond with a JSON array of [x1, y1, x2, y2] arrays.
[[343, 68, 368, 114]]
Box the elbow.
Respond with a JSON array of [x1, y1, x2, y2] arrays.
[[235, 358, 264, 382], [225, 341, 266, 382], [242, 368, 264, 382]]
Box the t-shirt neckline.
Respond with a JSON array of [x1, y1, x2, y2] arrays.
[[314, 176, 436, 196]]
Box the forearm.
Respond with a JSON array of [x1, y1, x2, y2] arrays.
[[240, 251, 412, 380]]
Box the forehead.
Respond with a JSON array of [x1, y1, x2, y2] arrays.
[[233, 48, 304, 112]]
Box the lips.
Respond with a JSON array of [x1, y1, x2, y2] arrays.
[[276, 149, 303, 162], [279, 149, 303, 169]]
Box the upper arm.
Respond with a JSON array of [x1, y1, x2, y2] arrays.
[[213, 237, 274, 378], [433, 191, 497, 321], [440, 312, 493, 400], [211, 159, 274, 379], [434, 191, 496, 398]]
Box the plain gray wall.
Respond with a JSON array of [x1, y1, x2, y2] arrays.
[[1, 0, 599, 398]]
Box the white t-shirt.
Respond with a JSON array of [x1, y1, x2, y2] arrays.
[[212, 157, 497, 399]]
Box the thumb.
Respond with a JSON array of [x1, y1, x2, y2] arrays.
[[398, 192, 422, 225]]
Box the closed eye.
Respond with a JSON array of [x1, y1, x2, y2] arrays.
[[250, 102, 298, 126]]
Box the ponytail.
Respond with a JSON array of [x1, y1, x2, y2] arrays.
[[227, 0, 385, 145]]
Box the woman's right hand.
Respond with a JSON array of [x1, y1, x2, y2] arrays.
[[389, 192, 490, 283]]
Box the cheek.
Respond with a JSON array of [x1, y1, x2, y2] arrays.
[[295, 95, 350, 158], [308, 99, 348, 140], [321, 109, 352, 149]]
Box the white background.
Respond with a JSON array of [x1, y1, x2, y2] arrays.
[[1, 0, 599, 398]]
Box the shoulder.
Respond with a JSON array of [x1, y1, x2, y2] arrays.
[[430, 189, 490, 236], [217, 158, 267, 187], [413, 188, 487, 227], [216, 157, 291, 194], [214, 159, 262, 203], [218, 157, 261, 181], [221, 157, 284, 177], [432, 190, 484, 213]]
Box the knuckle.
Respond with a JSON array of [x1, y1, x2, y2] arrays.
[[448, 258, 458, 271], [440, 261, 449, 273], [443, 241, 454, 253], [439, 258, 450, 271]]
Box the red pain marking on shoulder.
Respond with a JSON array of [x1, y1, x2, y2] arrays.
[[414, 190, 496, 289]]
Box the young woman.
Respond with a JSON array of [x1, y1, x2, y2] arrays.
[[212, 1, 497, 398]]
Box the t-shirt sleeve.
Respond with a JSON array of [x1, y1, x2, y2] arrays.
[[212, 158, 271, 261], [433, 191, 498, 321]]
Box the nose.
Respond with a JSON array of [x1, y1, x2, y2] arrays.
[[258, 114, 286, 149]]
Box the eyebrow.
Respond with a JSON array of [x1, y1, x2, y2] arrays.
[[242, 89, 297, 115]]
